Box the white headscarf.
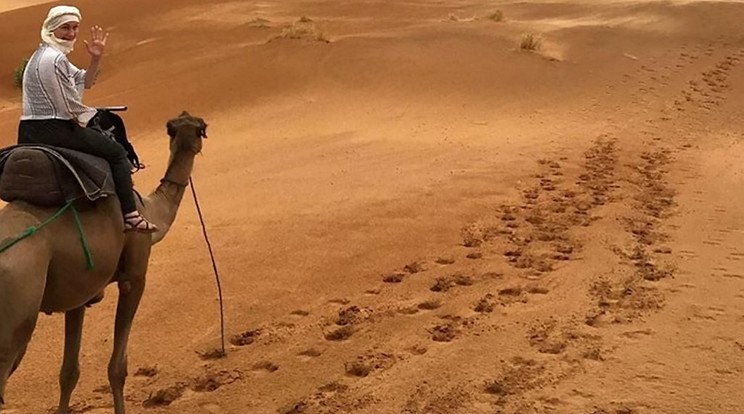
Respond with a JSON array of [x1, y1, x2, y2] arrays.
[[40, 6, 81, 55]]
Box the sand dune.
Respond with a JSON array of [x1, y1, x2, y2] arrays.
[[0, 0, 52, 13], [1, 1, 743, 413]]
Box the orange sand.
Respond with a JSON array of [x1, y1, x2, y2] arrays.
[[0, 1, 743, 413]]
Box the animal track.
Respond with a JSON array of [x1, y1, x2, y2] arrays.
[[230, 329, 260, 346], [143, 370, 242, 408], [673, 52, 740, 113], [458, 138, 617, 277], [430, 274, 473, 292], [429, 322, 459, 342], [527, 319, 604, 358], [251, 361, 279, 373], [344, 352, 396, 377], [325, 325, 355, 341], [483, 357, 552, 408], [587, 276, 664, 325]]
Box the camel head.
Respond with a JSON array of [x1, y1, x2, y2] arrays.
[[166, 111, 208, 155]]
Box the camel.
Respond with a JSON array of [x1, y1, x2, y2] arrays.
[[0, 111, 207, 414]]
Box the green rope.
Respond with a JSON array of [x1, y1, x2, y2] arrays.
[[0, 200, 95, 270], [70, 203, 94, 270]]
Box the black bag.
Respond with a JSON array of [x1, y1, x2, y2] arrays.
[[88, 110, 144, 172]]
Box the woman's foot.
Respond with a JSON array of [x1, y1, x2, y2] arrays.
[[124, 211, 159, 233]]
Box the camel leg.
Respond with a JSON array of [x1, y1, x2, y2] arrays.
[[56, 307, 85, 414], [0, 249, 48, 412], [0, 311, 40, 412], [108, 240, 151, 414], [109, 279, 145, 414], [9, 344, 28, 377]]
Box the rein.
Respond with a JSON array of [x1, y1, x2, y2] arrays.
[[187, 176, 227, 357], [0, 200, 94, 270], [160, 177, 189, 187], [156, 175, 227, 356]]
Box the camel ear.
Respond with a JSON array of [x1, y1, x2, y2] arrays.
[[198, 122, 208, 139], [166, 120, 176, 138]]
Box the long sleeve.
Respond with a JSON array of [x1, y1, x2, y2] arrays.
[[21, 43, 97, 125], [54, 56, 96, 124]]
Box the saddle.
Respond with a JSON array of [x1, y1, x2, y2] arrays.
[[0, 144, 115, 206]]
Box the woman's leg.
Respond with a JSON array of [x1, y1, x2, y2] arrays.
[[69, 126, 136, 212], [17, 120, 157, 232], [70, 126, 158, 232]]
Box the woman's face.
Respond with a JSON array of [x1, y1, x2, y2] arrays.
[[52, 22, 79, 41]]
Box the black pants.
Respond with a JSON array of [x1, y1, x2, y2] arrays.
[[17, 118, 137, 213]]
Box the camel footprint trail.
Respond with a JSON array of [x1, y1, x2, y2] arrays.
[[119, 129, 686, 414]]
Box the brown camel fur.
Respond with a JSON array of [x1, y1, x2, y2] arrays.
[[0, 111, 207, 414]]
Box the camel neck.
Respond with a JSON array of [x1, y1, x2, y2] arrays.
[[144, 151, 196, 243], [161, 151, 195, 188]]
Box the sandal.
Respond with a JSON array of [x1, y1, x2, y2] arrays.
[[124, 212, 159, 233]]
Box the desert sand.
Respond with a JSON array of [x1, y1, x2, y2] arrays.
[[0, 0, 743, 413]]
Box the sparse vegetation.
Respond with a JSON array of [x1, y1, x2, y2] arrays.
[[447, 13, 477, 23], [488, 10, 504, 22], [248, 17, 270, 28], [273, 17, 329, 42], [519, 34, 541, 51], [13, 58, 28, 88]]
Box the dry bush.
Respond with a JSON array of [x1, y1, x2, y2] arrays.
[[519, 34, 541, 51], [248, 17, 270, 28], [275, 17, 329, 42], [488, 10, 504, 22], [13, 58, 28, 88]]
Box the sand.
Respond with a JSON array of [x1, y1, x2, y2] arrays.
[[0, 0, 743, 413]]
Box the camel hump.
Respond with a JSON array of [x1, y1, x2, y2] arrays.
[[0, 145, 116, 206]]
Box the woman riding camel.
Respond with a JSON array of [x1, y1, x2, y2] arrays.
[[17, 5, 158, 233]]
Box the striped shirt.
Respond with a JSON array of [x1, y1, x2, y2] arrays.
[[21, 43, 97, 125]]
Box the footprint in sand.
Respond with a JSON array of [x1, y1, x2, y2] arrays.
[[620, 329, 655, 340], [429, 321, 460, 342], [344, 352, 396, 377], [200, 403, 226, 413], [418, 299, 442, 311], [74, 408, 111, 414], [430, 274, 473, 292], [290, 309, 310, 317], [298, 348, 323, 361], [251, 361, 279, 373], [324, 325, 355, 341], [435, 257, 456, 265], [230, 329, 260, 346], [144, 370, 241, 408], [383, 272, 406, 283]]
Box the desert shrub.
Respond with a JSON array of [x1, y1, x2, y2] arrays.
[[520, 34, 541, 51], [13, 58, 28, 88], [488, 10, 504, 22], [275, 17, 329, 42]]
